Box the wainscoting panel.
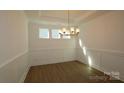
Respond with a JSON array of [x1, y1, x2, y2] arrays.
[[101, 51, 124, 80], [29, 48, 76, 66], [0, 51, 29, 83], [76, 47, 86, 64], [87, 49, 101, 70], [77, 48, 124, 81]]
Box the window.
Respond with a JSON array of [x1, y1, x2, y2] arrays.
[[39, 28, 49, 39], [39, 28, 71, 39], [51, 29, 60, 39]]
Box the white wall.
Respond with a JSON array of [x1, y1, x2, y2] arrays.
[[0, 11, 29, 82], [28, 22, 76, 66], [2, 10, 124, 82], [76, 11, 124, 81]]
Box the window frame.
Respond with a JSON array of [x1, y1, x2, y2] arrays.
[[39, 28, 50, 39], [51, 29, 61, 39]]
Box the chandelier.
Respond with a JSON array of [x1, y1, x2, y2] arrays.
[[59, 10, 80, 37]]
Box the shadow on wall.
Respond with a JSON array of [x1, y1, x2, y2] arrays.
[[78, 38, 92, 67]]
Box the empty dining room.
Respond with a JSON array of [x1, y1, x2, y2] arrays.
[[0, 10, 124, 83]]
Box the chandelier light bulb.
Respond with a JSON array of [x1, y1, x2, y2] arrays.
[[76, 28, 80, 33], [62, 28, 66, 32], [70, 27, 74, 31], [59, 29, 62, 34]]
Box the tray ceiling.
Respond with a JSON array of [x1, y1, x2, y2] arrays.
[[25, 10, 110, 26]]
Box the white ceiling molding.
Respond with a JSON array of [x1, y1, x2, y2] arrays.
[[77, 10, 112, 26], [25, 10, 111, 26], [27, 16, 76, 26], [74, 11, 97, 23]]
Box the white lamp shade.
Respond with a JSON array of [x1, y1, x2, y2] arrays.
[[70, 27, 74, 31], [62, 28, 66, 32], [59, 29, 62, 34], [76, 28, 80, 33]]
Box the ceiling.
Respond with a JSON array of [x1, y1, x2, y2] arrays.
[[25, 10, 110, 26]]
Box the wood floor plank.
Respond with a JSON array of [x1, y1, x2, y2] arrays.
[[24, 61, 123, 83]]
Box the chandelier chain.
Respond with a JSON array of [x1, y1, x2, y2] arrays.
[[68, 10, 70, 28]]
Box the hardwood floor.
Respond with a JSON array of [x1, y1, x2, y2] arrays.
[[24, 61, 123, 83]]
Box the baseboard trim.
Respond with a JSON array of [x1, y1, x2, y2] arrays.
[[77, 60, 124, 82], [31, 60, 78, 67], [19, 65, 30, 83]]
